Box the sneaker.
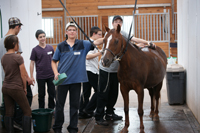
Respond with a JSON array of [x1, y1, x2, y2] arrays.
[[105, 113, 123, 120], [83, 109, 94, 117], [69, 131, 77, 133], [78, 112, 92, 119], [96, 119, 109, 126], [13, 121, 23, 131], [54, 129, 62, 133]]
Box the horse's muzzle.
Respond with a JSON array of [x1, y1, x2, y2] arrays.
[[102, 58, 112, 67]]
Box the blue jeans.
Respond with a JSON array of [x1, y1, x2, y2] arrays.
[[53, 83, 81, 132]]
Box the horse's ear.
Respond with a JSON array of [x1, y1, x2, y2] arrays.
[[104, 25, 110, 32], [116, 24, 121, 33]]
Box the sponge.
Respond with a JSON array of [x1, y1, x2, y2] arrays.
[[53, 73, 67, 86]]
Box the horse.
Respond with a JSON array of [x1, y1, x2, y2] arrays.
[[101, 25, 167, 133]]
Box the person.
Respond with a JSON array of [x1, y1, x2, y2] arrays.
[[30, 30, 55, 109], [1, 35, 32, 133], [0, 17, 33, 130], [93, 15, 155, 126], [78, 26, 102, 119], [52, 22, 100, 133]]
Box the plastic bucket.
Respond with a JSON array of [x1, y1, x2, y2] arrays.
[[32, 108, 54, 132]]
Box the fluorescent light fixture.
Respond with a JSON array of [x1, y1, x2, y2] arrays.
[[42, 8, 63, 11], [98, 3, 171, 9]]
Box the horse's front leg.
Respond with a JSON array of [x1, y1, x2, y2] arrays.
[[120, 85, 129, 133], [136, 87, 145, 133]]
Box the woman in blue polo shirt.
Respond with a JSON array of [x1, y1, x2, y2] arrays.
[[51, 21, 97, 133]]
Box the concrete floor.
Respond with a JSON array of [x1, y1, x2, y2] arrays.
[[1, 78, 200, 133]]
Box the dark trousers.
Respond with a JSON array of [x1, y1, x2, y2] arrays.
[[53, 83, 81, 132], [95, 69, 119, 121], [13, 82, 33, 125], [79, 71, 98, 114], [37, 77, 55, 109], [2, 87, 32, 118]]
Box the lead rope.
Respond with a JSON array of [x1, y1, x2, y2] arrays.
[[59, 0, 99, 51], [118, 0, 138, 60]]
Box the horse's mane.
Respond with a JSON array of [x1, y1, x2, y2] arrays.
[[121, 35, 140, 51]]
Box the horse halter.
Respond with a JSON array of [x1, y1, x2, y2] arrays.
[[102, 35, 124, 61]]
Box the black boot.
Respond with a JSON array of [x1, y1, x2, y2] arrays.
[[22, 116, 32, 133], [4, 116, 14, 133]]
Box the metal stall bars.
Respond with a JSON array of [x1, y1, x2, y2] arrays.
[[134, 10, 170, 56], [174, 12, 177, 42], [42, 16, 98, 48], [42, 17, 63, 45], [66, 15, 98, 40]]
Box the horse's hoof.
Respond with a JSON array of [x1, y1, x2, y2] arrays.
[[153, 116, 159, 121], [139, 129, 145, 133], [120, 128, 128, 133], [149, 111, 154, 119], [149, 114, 153, 119]]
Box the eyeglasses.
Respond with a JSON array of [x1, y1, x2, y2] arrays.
[[67, 29, 77, 32], [114, 21, 122, 24]]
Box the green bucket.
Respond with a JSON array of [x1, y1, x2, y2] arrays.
[[32, 108, 54, 132]]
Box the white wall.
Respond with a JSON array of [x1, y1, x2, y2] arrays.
[[0, 8, 2, 104], [177, 0, 200, 123], [0, 0, 42, 104]]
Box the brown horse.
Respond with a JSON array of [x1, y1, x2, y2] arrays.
[[101, 25, 167, 133]]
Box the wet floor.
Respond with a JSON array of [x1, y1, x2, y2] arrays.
[[1, 78, 200, 133]]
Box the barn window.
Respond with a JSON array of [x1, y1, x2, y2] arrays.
[[108, 16, 134, 36], [42, 18, 54, 38]]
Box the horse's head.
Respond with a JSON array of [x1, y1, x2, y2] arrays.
[[102, 24, 124, 67]]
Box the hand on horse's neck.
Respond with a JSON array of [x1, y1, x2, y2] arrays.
[[66, 38, 75, 47]]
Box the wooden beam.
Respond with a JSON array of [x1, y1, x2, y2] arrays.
[[98, 3, 171, 9]]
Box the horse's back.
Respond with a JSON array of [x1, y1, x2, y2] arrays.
[[141, 46, 167, 88], [141, 46, 167, 66]]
